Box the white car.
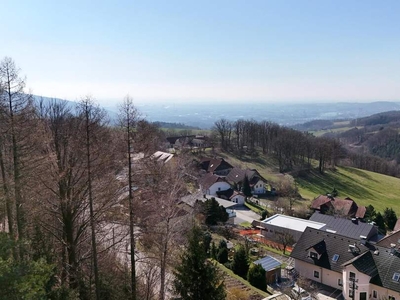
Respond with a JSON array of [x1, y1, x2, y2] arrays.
[[291, 285, 312, 300]]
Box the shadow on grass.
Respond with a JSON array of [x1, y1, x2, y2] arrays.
[[340, 166, 377, 182], [295, 168, 374, 200]]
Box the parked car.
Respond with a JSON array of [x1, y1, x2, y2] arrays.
[[291, 285, 312, 300]]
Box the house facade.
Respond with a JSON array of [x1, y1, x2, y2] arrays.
[[226, 167, 268, 195], [291, 227, 400, 300], [199, 173, 231, 196]]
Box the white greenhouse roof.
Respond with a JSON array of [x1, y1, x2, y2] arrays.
[[262, 214, 325, 232]]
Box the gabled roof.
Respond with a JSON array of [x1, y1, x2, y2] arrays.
[[311, 195, 366, 218], [199, 157, 233, 173], [179, 192, 236, 209], [344, 246, 400, 293], [226, 167, 266, 185], [216, 188, 244, 200], [307, 240, 326, 255], [199, 173, 228, 190], [310, 212, 378, 241], [290, 227, 369, 273], [254, 256, 282, 272], [376, 230, 400, 248]]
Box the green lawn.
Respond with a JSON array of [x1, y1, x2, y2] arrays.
[[295, 166, 400, 214]]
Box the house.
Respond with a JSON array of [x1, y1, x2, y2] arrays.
[[254, 214, 326, 243], [216, 188, 246, 205], [226, 167, 268, 195], [291, 226, 400, 299], [309, 212, 379, 241], [199, 157, 233, 176], [290, 227, 369, 292], [179, 192, 237, 222], [342, 245, 400, 300], [376, 230, 400, 248], [199, 173, 231, 196], [253, 255, 282, 284], [311, 195, 366, 219]]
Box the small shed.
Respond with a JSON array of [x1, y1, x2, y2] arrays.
[[254, 255, 282, 284]]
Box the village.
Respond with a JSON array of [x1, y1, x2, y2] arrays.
[[159, 134, 400, 300]]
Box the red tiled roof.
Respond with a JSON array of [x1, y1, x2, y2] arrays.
[[311, 195, 332, 209], [311, 195, 366, 218]]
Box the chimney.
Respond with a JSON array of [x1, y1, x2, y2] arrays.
[[351, 218, 358, 224]]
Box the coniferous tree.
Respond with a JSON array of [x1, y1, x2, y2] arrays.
[[247, 263, 267, 291], [173, 225, 226, 300], [374, 212, 386, 234], [242, 175, 252, 198], [231, 245, 249, 278], [383, 207, 398, 231]]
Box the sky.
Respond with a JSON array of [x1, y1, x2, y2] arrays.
[[1, 0, 400, 105]]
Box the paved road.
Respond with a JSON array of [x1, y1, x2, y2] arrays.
[[234, 206, 260, 224]]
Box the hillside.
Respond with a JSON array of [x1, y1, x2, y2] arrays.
[[212, 151, 400, 214], [295, 166, 400, 214]]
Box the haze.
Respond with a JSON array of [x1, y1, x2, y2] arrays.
[[1, 0, 399, 105]]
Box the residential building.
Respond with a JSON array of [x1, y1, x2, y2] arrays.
[[199, 157, 233, 176], [199, 173, 231, 196], [311, 195, 366, 219], [216, 188, 246, 205], [226, 167, 268, 195]]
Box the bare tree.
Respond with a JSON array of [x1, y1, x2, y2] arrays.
[[0, 56, 34, 259], [119, 95, 141, 300], [276, 230, 295, 254]]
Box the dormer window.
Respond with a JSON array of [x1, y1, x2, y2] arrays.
[[332, 254, 340, 262], [392, 273, 400, 282], [310, 251, 318, 259]]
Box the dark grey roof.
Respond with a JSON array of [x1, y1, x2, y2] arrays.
[[290, 227, 370, 273], [254, 255, 282, 271], [345, 246, 400, 293], [310, 212, 378, 240]]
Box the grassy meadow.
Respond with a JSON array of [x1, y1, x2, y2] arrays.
[[295, 166, 400, 214], [214, 151, 400, 214]]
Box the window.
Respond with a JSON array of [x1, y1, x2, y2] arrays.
[[393, 273, 400, 282], [314, 270, 320, 278], [310, 251, 318, 259], [373, 290, 378, 299], [332, 254, 340, 262], [349, 272, 356, 280], [349, 290, 354, 298], [218, 187, 221, 191], [338, 278, 342, 286]]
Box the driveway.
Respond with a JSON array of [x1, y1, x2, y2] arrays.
[[234, 206, 260, 224]]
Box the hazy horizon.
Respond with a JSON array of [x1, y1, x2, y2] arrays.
[[2, 1, 400, 104]]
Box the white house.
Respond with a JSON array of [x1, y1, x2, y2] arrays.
[[199, 173, 231, 196]]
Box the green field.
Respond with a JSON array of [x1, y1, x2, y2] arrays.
[[215, 151, 400, 214], [296, 166, 400, 214]]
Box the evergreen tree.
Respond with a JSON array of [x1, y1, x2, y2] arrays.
[[374, 212, 386, 234], [365, 205, 376, 222], [211, 242, 217, 260], [231, 246, 249, 278], [247, 263, 267, 291], [217, 247, 229, 264], [204, 198, 229, 225], [173, 226, 226, 300], [384, 207, 398, 231], [242, 175, 252, 198]]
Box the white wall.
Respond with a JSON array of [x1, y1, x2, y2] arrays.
[[232, 195, 245, 205], [343, 265, 371, 300], [253, 180, 266, 194], [294, 260, 342, 290], [207, 182, 231, 196]]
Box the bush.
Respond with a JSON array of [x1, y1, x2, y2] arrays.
[[217, 247, 229, 264], [247, 264, 267, 291], [231, 246, 249, 278]]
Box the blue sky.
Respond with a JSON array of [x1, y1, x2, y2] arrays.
[[1, 0, 399, 105]]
